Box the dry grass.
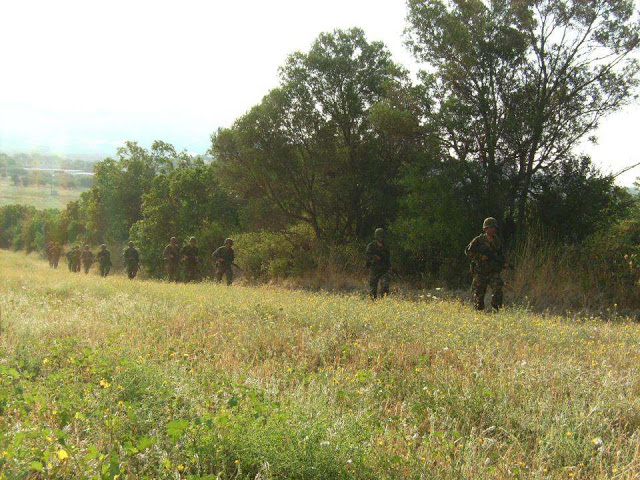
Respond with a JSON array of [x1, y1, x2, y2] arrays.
[[1, 250, 640, 478]]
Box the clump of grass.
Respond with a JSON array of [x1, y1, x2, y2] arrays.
[[1, 250, 640, 479]]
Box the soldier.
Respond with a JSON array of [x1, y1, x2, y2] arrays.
[[66, 247, 74, 272], [80, 245, 94, 274], [45, 241, 54, 267], [465, 217, 510, 312], [96, 244, 112, 277], [181, 236, 200, 282], [212, 238, 235, 285], [365, 228, 392, 299], [51, 243, 62, 269], [163, 237, 180, 282], [71, 245, 82, 273], [123, 241, 140, 279]]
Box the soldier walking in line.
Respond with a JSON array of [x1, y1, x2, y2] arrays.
[[163, 237, 180, 282], [181, 236, 201, 282], [51, 242, 62, 269], [465, 217, 510, 312], [66, 247, 74, 271], [212, 238, 235, 285], [71, 245, 82, 273], [80, 245, 94, 274], [46, 241, 54, 267], [96, 244, 112, 277], [365, 228, 392, 299], [123, 241, 140, 279]]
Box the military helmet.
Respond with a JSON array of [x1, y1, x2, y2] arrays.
[[483, 217, 498, 230], [128, 241, 134, 247], [374, 228, 385, 240], [225, 238, 233, 245], [170, 236, 177, 243]]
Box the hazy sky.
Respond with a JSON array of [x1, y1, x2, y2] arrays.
[[1, 0, 639, 185]]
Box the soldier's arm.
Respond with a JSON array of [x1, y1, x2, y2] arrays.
[[465, 238, 486, 262]]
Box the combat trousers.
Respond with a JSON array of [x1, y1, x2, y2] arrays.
[[126, 264, 138, 279], [166, 262, 179, 282], [369, 270, 390, 299], [99, 264, 111, 277], [215, 266, 233, 285], [472, 274, 503, 311]]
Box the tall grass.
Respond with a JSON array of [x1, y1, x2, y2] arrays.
[[1, 250, 640, 479], [510, 235, 640, 315]]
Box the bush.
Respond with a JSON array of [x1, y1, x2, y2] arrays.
[[234, 224, 317, 281]]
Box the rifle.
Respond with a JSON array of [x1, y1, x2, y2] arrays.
[[484, 251, 515, 271]]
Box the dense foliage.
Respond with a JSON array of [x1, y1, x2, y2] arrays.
[[1, 1, 639, 299]]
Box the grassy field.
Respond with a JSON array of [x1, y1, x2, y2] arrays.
[[0, 178, 86, 209], [1, 251, 639, 479]]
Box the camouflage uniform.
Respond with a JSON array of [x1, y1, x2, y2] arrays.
[[51, 243, 61, 269], [465, 219, 505, 311], [212, 241, 235, 285], [71, 247, 81, 273], [66, 249, 74, 271], [80, 247, 94, 274], [163, 241, 180, 282], [46, 242, 54, 267], [365, 229, 391, 299], [96, 246, 112, 277], [123, 243, 140, 279], [181, 240, 200, 282]]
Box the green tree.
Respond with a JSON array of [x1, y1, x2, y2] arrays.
[[211, 28, 408, 244], [82, 141, 191, 244], [130, 160, 239, 277], [528, 155, 633, 242], [406, 0, 640, 232]]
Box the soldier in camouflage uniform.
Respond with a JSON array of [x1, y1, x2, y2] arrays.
[[66, 247, 74, 271], [365, 228, 392, 299], [50, 242, 62, 269], [181, 237, 201, 282], [212, 238, 235, 285], [46, 241, 54, 267], [80, 245, 94, 274], [71, 245, 82, 273], [465, 217, 509, 312], [96, 244, 112, 277], [123, 241, 140, 279], [163, 237, 180, 282]]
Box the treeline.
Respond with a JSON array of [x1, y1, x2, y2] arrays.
[[0, 152, 95, 189], [2, 0, 640, 309]]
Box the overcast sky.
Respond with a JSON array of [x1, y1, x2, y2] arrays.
[[1, 0, 638, 185]]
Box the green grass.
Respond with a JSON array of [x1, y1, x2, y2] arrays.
[[0, 178, 86, 209], [1, 250, 639, 479]]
